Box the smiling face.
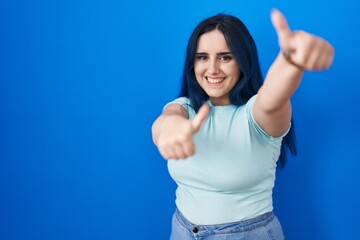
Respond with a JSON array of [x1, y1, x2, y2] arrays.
[[194, 29, 241, 106]]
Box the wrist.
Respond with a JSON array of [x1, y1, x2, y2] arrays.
[[282, 50, 305, 71]]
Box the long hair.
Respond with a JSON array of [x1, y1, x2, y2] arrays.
[[179, 13, 297, 168]]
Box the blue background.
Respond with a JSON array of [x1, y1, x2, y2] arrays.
[[1, 0, 359, 239]]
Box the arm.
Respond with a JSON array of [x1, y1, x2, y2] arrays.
[[253, 9, 334, 137], [152, 103, 209, 160]]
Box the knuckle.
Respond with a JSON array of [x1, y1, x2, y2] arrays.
[[182, 123, 193, 133], [177, 133, 188, 142], [188, 150, 195, 156], [188, 145, 195, 156], [159, 150, 169, 160], [157, 139, 168, 149]]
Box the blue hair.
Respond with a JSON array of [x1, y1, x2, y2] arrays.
[[179, 13, 297, 168]]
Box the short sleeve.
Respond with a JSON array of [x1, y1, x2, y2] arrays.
[[163, 97, 195, 117], [246, 95, 291, 142]]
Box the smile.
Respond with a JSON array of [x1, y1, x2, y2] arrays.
[[205, 76, 225, 84]]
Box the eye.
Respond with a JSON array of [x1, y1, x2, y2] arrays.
[[219, 55, 232, 62], [195, 55, 208, 61]]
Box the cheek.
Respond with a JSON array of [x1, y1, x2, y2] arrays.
[[194, 64, 205, 78], [233, 70, 241, 80], [194, 63, 202, 72], [226, 64, 240, 79]]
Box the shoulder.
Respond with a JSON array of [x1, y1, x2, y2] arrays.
[[166, 97, 191, 106], [163, 97, 192, 110], [245, 94, 290, 142]]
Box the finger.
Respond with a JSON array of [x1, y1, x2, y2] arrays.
[[158, 148, 170, 160], [182, 141, 195, 157], [271, 8, 293, 50], [311, 43, 328, 70], [311, 45, 332, 71], [324, 43, 335, 69], [173, 143, 187, 160], [164, 146, 177, 160], [192, 103, 210, 132], [314, 39, 334, 70], [308, 52, 323, 71], [299, 38, 333, 71]]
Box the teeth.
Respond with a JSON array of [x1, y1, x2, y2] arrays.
[[206, 77, 224, 83]]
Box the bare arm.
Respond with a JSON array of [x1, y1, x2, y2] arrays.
[[253, 9, 334, 137], [152, 103, 209, 160]]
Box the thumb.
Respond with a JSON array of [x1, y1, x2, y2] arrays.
[[270, 8, 293, 50], [192, 103, 210, 132]]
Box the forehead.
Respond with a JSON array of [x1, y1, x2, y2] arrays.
[[196, 29, 230, 52]]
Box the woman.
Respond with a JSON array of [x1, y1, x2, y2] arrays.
[[152, 9, 334, 240]]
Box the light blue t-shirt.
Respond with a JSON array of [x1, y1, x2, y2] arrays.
[[165, 95, 290, 225]]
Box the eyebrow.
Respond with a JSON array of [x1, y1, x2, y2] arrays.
[[195, 52, 232, 55]]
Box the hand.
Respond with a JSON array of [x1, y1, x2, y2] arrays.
[[156, 104, 210, 160], [271, 9, 334, 71]]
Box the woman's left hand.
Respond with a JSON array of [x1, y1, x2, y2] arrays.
[[271, 9, 334, 71]]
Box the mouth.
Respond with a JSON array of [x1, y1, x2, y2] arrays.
[[205, 76, 225, 86]]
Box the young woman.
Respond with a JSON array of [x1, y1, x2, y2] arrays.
[[152, 9, 334, 240]]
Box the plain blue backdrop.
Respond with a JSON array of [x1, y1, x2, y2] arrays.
[[1, 0, 359, 239]]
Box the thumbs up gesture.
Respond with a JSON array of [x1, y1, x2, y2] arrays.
[[156, 104, 210, 160], [271, 9, 334, 71]]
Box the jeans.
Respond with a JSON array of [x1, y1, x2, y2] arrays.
[[170, 208, 285, 240]]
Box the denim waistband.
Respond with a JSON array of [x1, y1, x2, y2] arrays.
[[174, 208, 275, 236]]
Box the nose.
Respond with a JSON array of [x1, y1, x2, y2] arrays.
[[207, 58, 219, 75]]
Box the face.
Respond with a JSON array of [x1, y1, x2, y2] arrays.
[[194, 29, 240, 106]]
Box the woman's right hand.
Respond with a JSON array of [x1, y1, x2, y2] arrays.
[[155, 104, 209, 160]]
